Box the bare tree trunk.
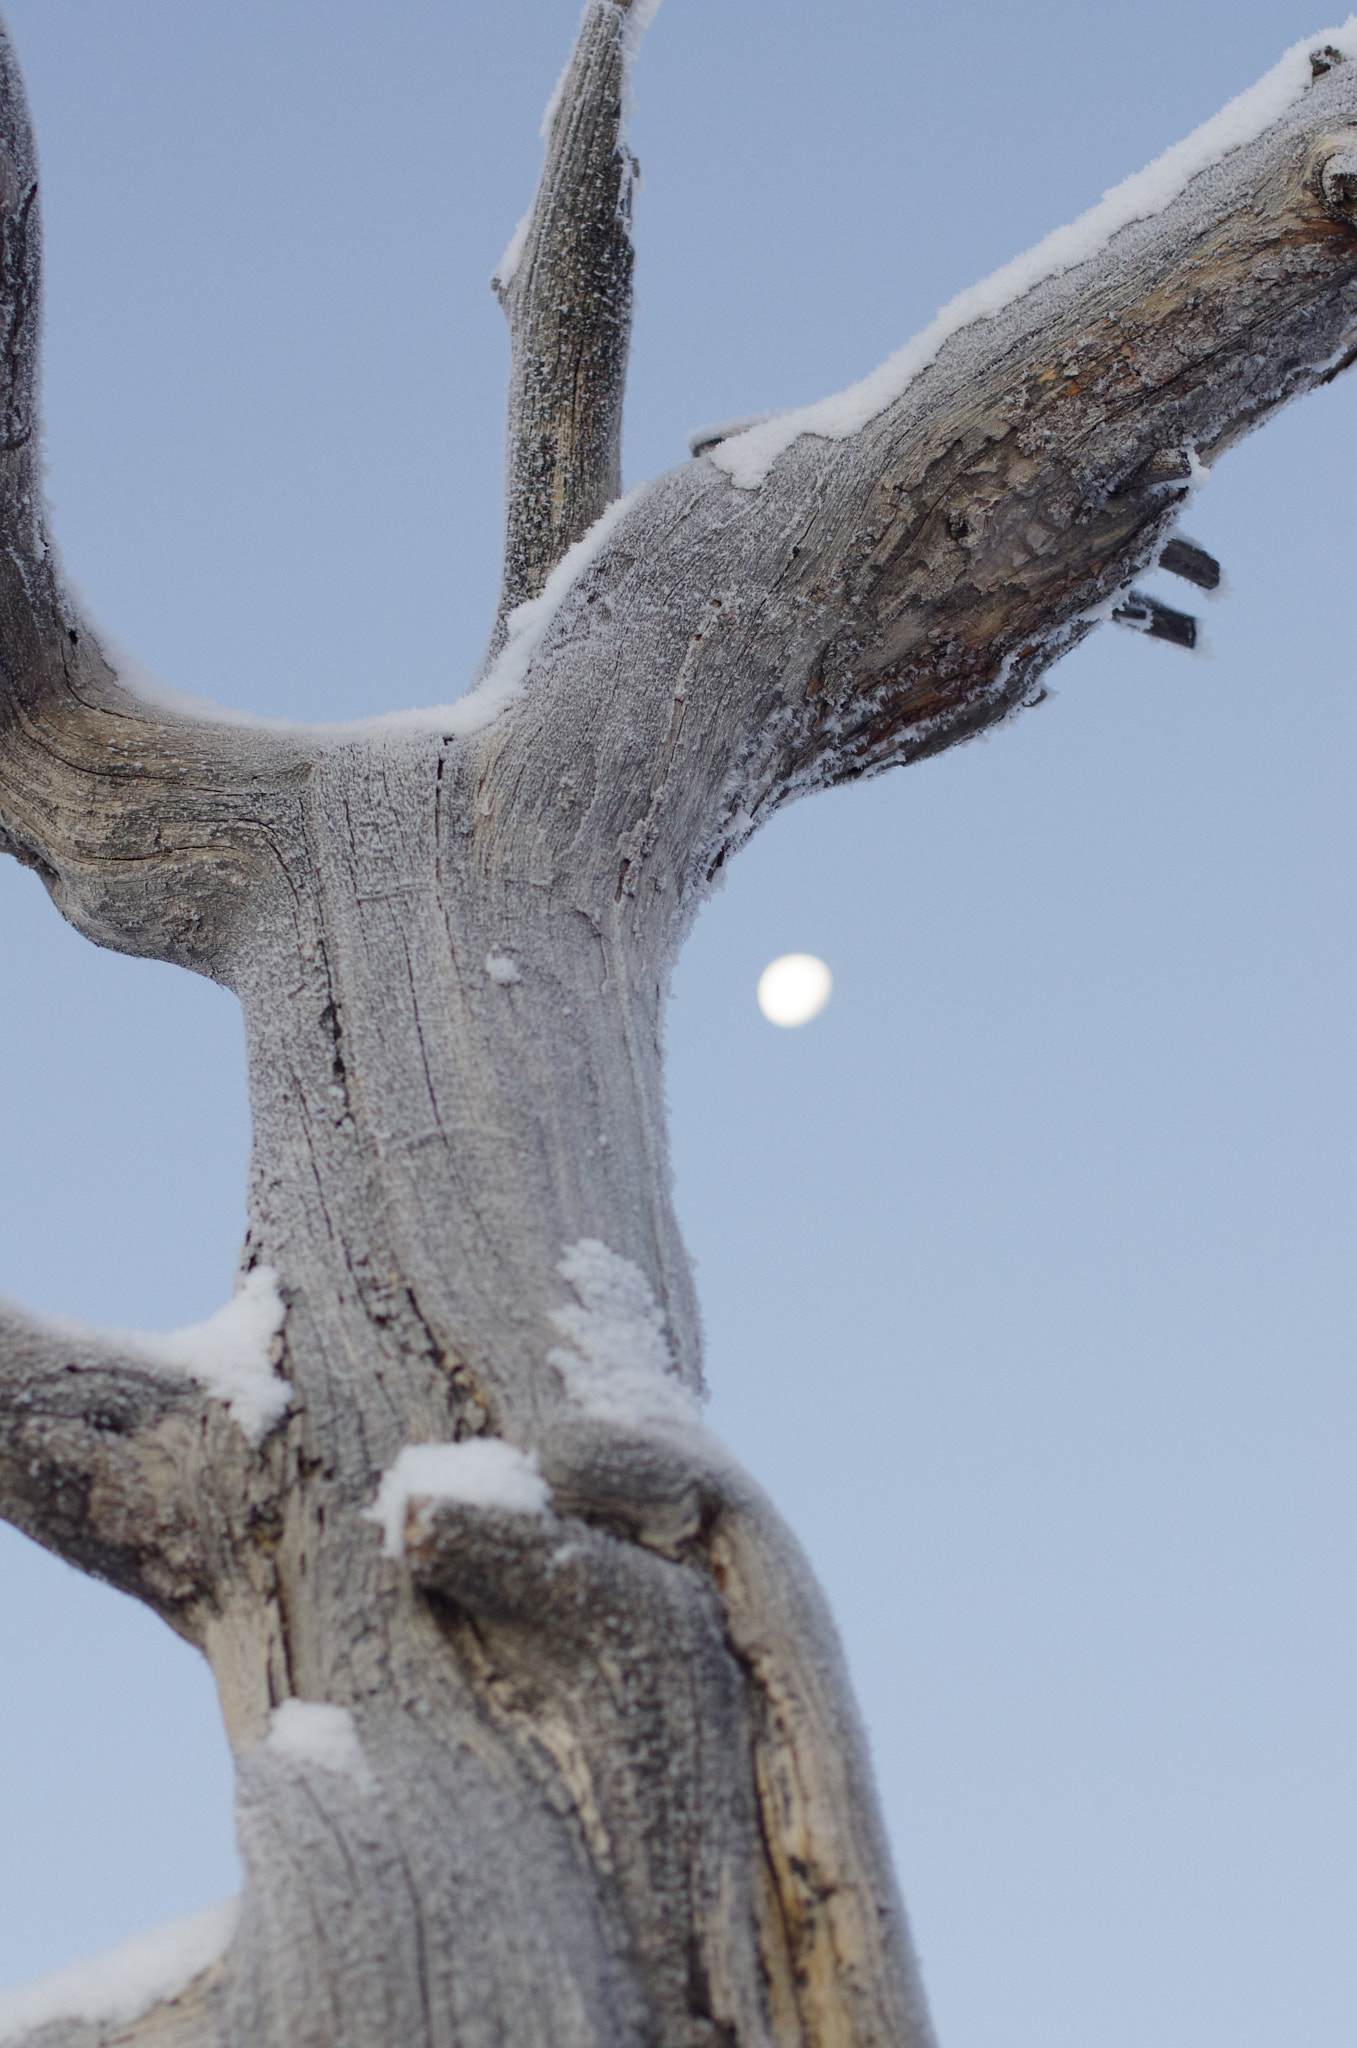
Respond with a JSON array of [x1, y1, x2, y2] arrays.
[[3, 11, 1357, 2045]]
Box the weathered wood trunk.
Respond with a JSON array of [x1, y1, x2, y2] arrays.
[[207, 729, 931, 2045], [3, 9, 1357, 2045]]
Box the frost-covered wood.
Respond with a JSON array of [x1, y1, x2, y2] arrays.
[[491, 0, 647, 639], [2, 8, 1357, 2046], [0, 1904, 232, 2048], [0, 1302, 220, 1627]]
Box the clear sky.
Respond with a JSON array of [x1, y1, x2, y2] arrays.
[[0, 5, 1353, 2045]]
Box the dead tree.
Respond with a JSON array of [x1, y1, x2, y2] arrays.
[[2, 7, 1356, 2044]]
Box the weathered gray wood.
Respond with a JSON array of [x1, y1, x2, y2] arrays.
[[491, 0, 645, 640], [2, 13, 1356, 2046], [0, 1302, 234, 1634]]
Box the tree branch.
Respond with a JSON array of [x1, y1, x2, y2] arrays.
[[489, 0, 651, 643], [479, 50, 1357, 934], [0, 1299, 235, 1634], [2, 1956, 226, 2048], [0, 21, 314, 979], [705, 1480, 938, 2048]]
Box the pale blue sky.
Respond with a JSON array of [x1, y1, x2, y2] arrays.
[[0, 6, 1353, 2046]]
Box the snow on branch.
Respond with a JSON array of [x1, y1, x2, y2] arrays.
[[0, 1901, 236, 2048], [0, 1278, 287, 1626], [116, 1267, 291, 1445], [490, 0, 658, 641], [445, 482, 651, 734], [494, 32, 1357, 850], [9, 1269, 290, 1446], [711, 18, 1357, 489], [265, 1701, 375, 1794]]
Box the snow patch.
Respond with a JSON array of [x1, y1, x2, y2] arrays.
[[485, 952, 522, 984], [712, 21, 1357, 488], [64, 599, 311, 733], [450, 482, 650, 735], [128, 1268, 291, 1444], [32, 1269, 291, 1445], [0, 1900, 238, 2043], [492, 209, 532, 294], [368, 1440, 552, 1558], [548, 1239, 700, 1429], [266, 1701, 374, 1792], [687, 412, 784, 458]]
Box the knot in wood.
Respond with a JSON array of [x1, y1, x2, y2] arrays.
[[1313, 136, 1357, 222]]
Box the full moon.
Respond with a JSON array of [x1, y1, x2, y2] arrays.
[[757, 954, 833, 1027]]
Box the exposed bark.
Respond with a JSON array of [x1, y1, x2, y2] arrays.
[[1159, 535, 1221, 589], [2, 10, 1357, 2046], [1112, 589, 1198, 647]]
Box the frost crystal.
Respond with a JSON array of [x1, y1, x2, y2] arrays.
[[548, 1238, 700, 1429], [617, 0, 661, 139], [491, 209, 532, 294]]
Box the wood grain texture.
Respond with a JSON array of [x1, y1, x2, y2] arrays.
[[0, 1302, 245, 1634], [491, 0, 643, 641], [2, 15, 1357, 2046]]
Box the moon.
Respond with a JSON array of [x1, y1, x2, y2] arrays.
[[757, 954, 832, 1027]]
